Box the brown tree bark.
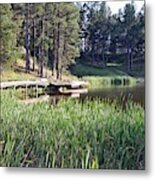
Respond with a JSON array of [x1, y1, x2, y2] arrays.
[[25, 3, 31, 73], [127, 47, 132, 73], [32, 17, 35, 71], [56, 11, 61, 80]]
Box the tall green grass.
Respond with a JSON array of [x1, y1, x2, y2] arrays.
[[0, 91, 144, 169]]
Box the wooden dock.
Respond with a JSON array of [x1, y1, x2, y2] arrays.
[[0, 80, 48, 89], [0, 79, 88, 95], [48, 81, 88, 89]]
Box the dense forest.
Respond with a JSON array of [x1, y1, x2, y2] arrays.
[[0, 2, 145, 80]]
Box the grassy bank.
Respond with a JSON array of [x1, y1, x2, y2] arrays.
[[70, 63, 128, 77], [1, 60, 142, 90], [0, 91, 144, 169], [70, 63, 142, 88], [1, 69, 77, 82], [1, 69, 40, 82], [82, 76, 138, 89], [1, 59, 77, 82]]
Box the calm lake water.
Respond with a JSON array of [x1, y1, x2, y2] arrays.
[[81, 84, 145, 108], [18, 83, 145, 108], [47, 84, 145, 108]]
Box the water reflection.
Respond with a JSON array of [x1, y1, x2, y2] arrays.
[[18, 84, 145, 108], [81, 84, 145, 108]]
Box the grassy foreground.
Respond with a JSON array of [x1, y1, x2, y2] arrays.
[[0, 91, 144, 169]]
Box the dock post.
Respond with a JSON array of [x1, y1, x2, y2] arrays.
[[36, 84, 38, 98], [1, 85, 3, 93], [26, 84, 28, 99], [13, 85, 16, 96]]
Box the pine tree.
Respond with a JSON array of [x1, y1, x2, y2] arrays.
[[47, 2, 80, 80], [61, 3, 80, 77], [0, 4, 18, 67], [98, 2, 111, 66], [86, 2, 111, 66], [123, 3, 136, 72], [11, 4, 25, 47], [25, 3, 31, 73]]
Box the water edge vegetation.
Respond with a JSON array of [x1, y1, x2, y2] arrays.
[[0, 91, 144, 169]]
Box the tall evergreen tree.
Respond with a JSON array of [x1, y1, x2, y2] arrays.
[[25, 3, 31, 73], [1, 2, 144, 79], [123, 3, 136, 72], [0, 4, 18, 66], [47, 2, 80, 80]]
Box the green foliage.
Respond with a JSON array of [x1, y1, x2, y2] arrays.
[[0, 92, 144, 169], [1, 3, 80, 78], [86, 2, 111, 65], [70, 62, 138, 88], [70, 63, 127, 77], [0, 2, 144, 79], [51, 2, 80, 79], [0, 4, 18, 66], [79, 2, 145, 74], [15, 3, 80, 78]]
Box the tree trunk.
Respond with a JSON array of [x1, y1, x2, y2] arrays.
[[56, 13, 61, 80], [40, 59, 44, 77], [25, 3, 30, 73], [40, 15, 45, 78], [37, 46, 41, 75], [91, 38, 95, 63], [102, 48, 106, 67], [39, 44, 44, 77], [127, 47, 132, 73], [52, 28, 57, 77], [32, 18, 35, 71], [32, 57, 35, 72], [60, 66, 63, 81]]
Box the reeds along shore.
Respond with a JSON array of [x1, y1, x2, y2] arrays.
[[0, 91, 144, 169]]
